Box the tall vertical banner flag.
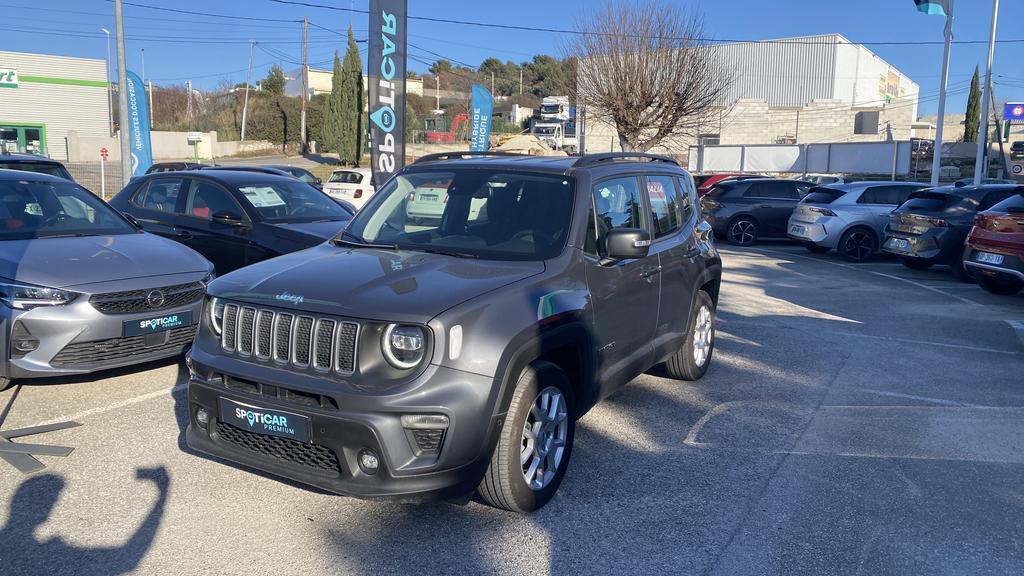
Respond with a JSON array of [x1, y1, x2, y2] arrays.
[[368, 0, 408, 188], [914, 0, 951, 16], [469, 85, 494, 152], [125, 70, 153, 176]]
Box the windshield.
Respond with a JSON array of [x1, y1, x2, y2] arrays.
[[0, 178, 135, 239], [342, 169, 575, 261], [540, 104, 562, 114], [533, 127, 558, 136], [329, 171, 364, 184], [0, 162, 74, 181], [236, 180, 351, 223]]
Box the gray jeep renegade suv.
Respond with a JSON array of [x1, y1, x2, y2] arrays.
[[186, 152, 722, 512]]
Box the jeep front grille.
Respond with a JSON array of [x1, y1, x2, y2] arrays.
[[220, 303, 358, 374]]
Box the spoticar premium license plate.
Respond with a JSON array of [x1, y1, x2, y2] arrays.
[[218, 397, 310, 443], [123, 311, 192, 337]]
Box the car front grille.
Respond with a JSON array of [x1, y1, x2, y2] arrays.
[[220, 303, 358, 375], [50, 325, 196, 368], [215, 421, 342, 476], [91, 281, 205, 314]]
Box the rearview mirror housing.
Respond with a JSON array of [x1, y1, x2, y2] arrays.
[[604, 228, 651, 261], [211, 210, 245, 226]]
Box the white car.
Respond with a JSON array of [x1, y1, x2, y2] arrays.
[[322, 168, 375, 209]]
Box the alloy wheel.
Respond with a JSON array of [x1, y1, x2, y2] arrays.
[[521, 386, 569, 491], [729, 220, 756, 245], [692, 305, 713, 367], [843, 232, 874, 261]]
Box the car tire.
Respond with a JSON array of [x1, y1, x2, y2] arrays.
[[901, 257, 933, 271], [838, 228, 877, 262], [665, 291, 716, 381], [804, 243, 830, 254], [976, 275, 1024, 296], [478, 361, 575, 513], [727, 217, 758, 246]]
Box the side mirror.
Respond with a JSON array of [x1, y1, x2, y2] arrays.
[[315, 177, 323, 185], [604, 228, 651, 261], [123, 213, 142, 229], [212, 210, 245, 226]]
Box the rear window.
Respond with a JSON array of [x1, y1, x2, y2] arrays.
[[900, 191, 957, 212], [329, 171, 364, 184], [801, 187, 845, 204], [0, 161, 73, 181], [986, 192, 1024, 213]]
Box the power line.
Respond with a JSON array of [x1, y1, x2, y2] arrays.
[[266, 0, 1024, 47], [110, 0, 303, 23]]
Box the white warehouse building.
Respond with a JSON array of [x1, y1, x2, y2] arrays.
[[582, 34, 921, 155]]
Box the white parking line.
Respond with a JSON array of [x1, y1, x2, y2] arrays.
[[735, 247, 982, 307], [35, 383, 186, 428]]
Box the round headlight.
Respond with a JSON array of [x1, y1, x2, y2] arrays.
[[209, 297, 225, 335], [381, 324, 425, 369]]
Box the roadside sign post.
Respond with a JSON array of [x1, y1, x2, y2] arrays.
[[187, 132, 202, 162], [100, 147, 108, 199]]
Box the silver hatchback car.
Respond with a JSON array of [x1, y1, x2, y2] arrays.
[[787, 181, 927, 262], [0, 170, 213, 390]]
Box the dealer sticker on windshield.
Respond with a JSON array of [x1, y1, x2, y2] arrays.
[[123, 311, 192, 337], [218, 398, 310, 443]]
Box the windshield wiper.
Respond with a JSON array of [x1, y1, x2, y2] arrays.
[[331, 230, 397, 249], [417, 246, 481, 259], [38, 232, 97, 238]]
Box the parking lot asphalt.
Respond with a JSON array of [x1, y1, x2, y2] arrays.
[[1, 244, 1022, 575]]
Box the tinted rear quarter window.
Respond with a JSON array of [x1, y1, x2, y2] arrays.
[[744, 181, 798, 199], [977, 189, 1019, 211], [901, 192, 956, 212], [802, 187, 845, 204], [987, 192, 1024, 213]]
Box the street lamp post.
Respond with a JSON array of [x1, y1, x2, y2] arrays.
[[101, 28, 113, 137]]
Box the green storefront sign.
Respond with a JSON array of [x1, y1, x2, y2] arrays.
[[0, 68, 17, 88]]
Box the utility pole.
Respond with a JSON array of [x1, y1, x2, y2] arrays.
[[140, 48, 145, 84], [490, 71, 494, 95], [974, 0, 999, 186], [435, 75, 440, 111], [300, 17, 308, 154], [930, 0, 954, 186], [241, 40, 254, 141], [101, 28, 113, 137], [115, 0, 131, 184], [990, 82, 1009, 177], [519, 69, 523, 95], [187, 80, 193, 121], [148, 79, 154, 127]]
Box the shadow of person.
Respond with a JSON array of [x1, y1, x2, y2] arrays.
[[0, 467, 170, 576]]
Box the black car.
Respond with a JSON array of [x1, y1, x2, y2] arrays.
[[1010, 141, 1023, 161], [700, 178, 811, 245], [882, 184, 1021, 279], [110, 170, 354, 274], [265, 165, 323, 189], [0, 152, 74, 181], [145, 161, 210, 174]]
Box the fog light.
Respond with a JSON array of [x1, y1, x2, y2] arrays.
[[195, 407, 210, 428], [10, 321, 38, 358], [358, 449, 379, 474]]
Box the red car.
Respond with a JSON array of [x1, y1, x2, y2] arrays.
[[695, 173, 762, 198], [963, 189, 1024, 295]]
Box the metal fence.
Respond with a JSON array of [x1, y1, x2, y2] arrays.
[[65, 161, 126, 200]]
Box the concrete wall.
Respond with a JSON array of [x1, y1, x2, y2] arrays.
[[66, 130, 277, 161]]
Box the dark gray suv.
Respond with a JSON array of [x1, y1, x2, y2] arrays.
[[185, 152, 722, 512]]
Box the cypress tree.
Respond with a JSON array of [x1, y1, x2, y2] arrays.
[[325, 51, 344, 156], [339, 26, 364, 166], [964, 66, 981, 143]]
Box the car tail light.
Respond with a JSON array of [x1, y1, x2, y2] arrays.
[[407, 192, 416, 202], [809, 207, 835, 216], [354, 188, 363, 198], [925, 217, 948, 227]]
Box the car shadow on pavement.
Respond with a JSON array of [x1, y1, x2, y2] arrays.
[[0, 466, 169, 576]]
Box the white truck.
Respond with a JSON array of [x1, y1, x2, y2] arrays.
[[531, 122, 578, 153], [539, 96, 571, 122]]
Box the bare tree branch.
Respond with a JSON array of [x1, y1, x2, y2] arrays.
[[567, 1, 733, 152]]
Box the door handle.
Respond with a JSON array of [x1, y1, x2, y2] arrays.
[[759, 204, 772, 208], [178, 230, 193, 239], [641, 266, 662, 282]]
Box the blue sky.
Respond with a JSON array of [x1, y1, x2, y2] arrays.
[[1, 0, 1021, 116]]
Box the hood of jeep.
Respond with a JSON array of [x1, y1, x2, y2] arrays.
[[209, 243, 545, 324]]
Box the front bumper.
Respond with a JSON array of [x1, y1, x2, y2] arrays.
[[185, 347, 503, 500], [1, 293, 202, 380]]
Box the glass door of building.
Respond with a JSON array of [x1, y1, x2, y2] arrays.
[[0, 124, 46, 155]]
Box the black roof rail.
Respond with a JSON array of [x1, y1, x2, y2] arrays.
[[412, 150, 524, 164], [572, 152, 679, 168]]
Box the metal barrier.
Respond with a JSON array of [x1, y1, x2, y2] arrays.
[[64, 161, 126, 199]]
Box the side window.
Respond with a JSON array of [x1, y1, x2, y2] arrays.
[[133, 178, 183, 213], [742, 183, 765, 199], [646, 175, 684, 238], [857, 187, 881, 204], [749, 181, 795, 199], [794, 182, 811, 198], [675, 174, 695, 220], [185, 180, 241, 220], [591, 176, 645, 257], [890, 186, 919, 205], [978, 190, 1015, 211]]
